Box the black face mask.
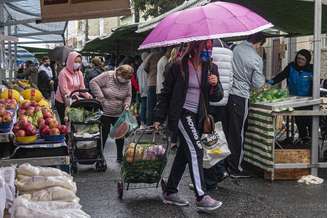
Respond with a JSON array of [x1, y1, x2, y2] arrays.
[[44, 64, 50, 67]]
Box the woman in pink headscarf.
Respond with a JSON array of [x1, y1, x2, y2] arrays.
[[55, 51, 91, 123]]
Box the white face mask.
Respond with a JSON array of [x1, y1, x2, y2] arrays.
[[117, 76, 129, 83], [73, 63, 81, 71]]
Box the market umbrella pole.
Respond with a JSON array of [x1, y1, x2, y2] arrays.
[[311, 0, 322, 176]]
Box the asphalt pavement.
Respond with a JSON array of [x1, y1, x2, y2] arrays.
[[75, 139, 327, 218]]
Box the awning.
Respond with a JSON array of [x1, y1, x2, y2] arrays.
[[136, 0, 327, 36], [82, 24, 148, 55], [2, 0, 67, 44]]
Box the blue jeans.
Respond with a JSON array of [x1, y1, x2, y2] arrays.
[[139, 97, 147, 125], [147, 86, 157, 125]]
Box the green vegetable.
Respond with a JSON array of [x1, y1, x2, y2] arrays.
[[67, 108, 84, 122], [250, 88, 288, 103]]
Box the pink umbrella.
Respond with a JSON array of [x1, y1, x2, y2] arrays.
[[139, 1, 273, 49]]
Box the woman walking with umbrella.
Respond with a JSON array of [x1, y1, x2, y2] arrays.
[[153, 40, 223, 212]]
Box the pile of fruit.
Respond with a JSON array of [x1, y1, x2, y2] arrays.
[[250, 88, 288, 103], [125, 143, 166, 163], [13, 117, 37, 138], [38, 107, 68, 137]]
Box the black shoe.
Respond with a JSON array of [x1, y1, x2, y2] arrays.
[[229, 171, 251, 179], [217, 171, 229, 183]]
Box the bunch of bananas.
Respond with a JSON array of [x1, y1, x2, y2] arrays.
[[17, 80, 31, 89]]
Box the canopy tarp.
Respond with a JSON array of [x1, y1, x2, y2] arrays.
[[19, 46, 50, 59], [82, 24, 148, 55], [137, 0, 327, 36], [219, 0, 327, 35], [2, 0, 67, 44]]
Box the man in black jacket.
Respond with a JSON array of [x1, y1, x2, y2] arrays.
[[38, 56, 54, 99], [154, 41, 224, 212]]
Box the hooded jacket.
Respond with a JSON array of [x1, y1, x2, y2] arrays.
[[55, 51, 86, 103], [153, 55, 224, 133], [271, 49, 313, 96]]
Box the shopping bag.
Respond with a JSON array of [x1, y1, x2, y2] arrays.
[[203, 122, 231, 169], [110, 111, 138, 139]]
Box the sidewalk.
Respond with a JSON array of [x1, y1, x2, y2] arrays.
[[75, 140, 327, 218]]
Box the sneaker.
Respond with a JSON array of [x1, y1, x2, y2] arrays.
[[188, 183, 217, 191], [163, 193, 190, 206], [229, 171, 251, 179], [196, 195, 222, 212], [139, 124, 146, 130]]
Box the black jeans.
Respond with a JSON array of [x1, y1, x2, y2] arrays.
[[55, 100, 66, 124], [101, 115, 124, 161], [225, 94, 249, 173], [296, 106, 312, 139], [165, 109, 206, 198]]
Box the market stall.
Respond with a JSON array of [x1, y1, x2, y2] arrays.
[[0, 163, 90, 217], [244, 91, 326, 180], [0, 81, 71, 173]]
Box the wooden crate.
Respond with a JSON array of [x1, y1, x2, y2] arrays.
[[274, 149, 310, 164], [265, 149, 311, 181]]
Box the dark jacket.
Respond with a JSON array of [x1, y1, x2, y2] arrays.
[[38, 71, 52, 99], [154, 56, 224, 133], [85, 66, 104, 88]]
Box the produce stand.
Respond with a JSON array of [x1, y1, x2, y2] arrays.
[[244, 96, 327, 181], [0, 131, 70, 173]]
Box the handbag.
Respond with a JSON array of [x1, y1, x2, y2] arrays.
[[203, 122, 231, 169]]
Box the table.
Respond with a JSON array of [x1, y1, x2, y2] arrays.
[[244, 97, 327, 180]]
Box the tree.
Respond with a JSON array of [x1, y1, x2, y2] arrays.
[[132, 0, 185, 20]]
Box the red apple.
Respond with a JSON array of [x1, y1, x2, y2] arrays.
[[30, 101, 38, 107], [13, 124, 20, 133], [45, 118, 54, 125], [26, 107, 35, 116], [25, 124, 35, 136], [16, 130, 26, 137], [40, 125, 50, 136], [3, 114, 12, 123], [49, 128, 60, 136], [49, 120, 58, 129], [43, 111, 53, 119], [19, 115, 28, 122], [34, 105, 41, 112], [38, 118, 46, 127], [58, 125, 68, 135], [0, 107, 5, 116], [21, 101, 31, 109]]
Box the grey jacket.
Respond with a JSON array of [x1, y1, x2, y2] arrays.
[[230, 41, 265, 99]]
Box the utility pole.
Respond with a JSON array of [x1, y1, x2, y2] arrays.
[[311, 0, 322, 176]]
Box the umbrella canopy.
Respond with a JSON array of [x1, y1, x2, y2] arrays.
[[48, 46, 73, 65], [139, 1, 273, 49]]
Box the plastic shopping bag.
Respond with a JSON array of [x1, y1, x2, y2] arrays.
[[203, 122, 231, 169], [110, 111, 138, 139]]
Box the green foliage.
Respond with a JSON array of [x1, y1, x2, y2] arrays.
[[132, 0, 185, 19]]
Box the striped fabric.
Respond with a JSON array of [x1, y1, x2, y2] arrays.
[[244, 107, 274, 172], [90, 71, 132, 117]]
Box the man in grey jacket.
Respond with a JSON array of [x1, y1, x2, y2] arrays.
[[226, 33, 266, 178]]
